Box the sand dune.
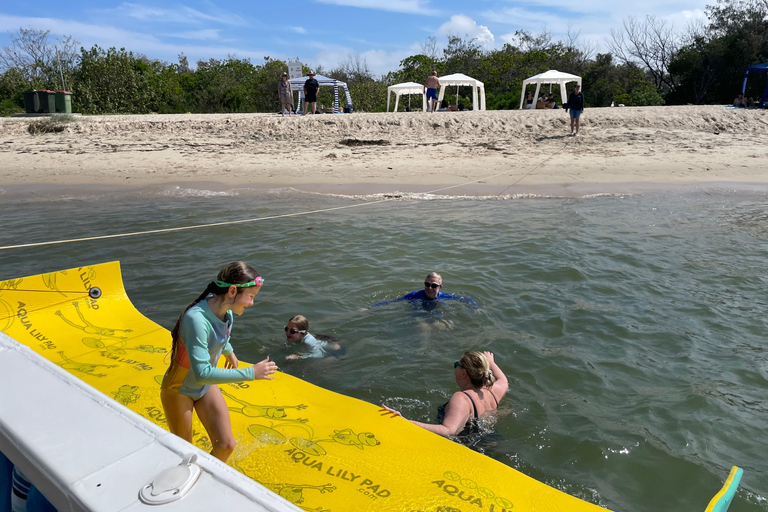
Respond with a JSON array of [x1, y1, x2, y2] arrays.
[[1, 105, 766, 196]]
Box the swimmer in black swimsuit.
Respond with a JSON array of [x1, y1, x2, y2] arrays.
[[382, 351, 508, 437]]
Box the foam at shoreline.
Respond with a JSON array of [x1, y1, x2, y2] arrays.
[[1, 180, 766, 204]]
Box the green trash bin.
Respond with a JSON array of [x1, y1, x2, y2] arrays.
[[23, 91, 40, 113], [37, 90, 56, 113], [55, 91, 72, 114]]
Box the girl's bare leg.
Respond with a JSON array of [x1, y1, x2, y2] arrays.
[[160, 389, 194, 442], [194, 385, 236, 462]]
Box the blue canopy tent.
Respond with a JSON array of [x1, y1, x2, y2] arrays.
[[741, 62, 768, 107]]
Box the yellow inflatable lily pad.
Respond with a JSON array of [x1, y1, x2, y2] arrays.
[[0, 262, 612, 512]]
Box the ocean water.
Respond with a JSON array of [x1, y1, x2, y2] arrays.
[[1, 184, 767, 512]]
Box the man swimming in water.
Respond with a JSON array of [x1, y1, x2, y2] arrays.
[[369, 272, 478, 310]]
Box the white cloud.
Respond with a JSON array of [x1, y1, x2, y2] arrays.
[[487, 3, 707, 54], [169, 29, 221, 41], [438, 14, 494, 47], [291, 26, 307, 34], [308, 42, 412, 77], [0, 15, 269, 65], [108, 2, 246, 26], [313, 0, 439, 16]]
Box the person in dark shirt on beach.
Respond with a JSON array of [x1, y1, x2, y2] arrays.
[[565, 84, 585, 136], [368, 272, 478, 310], [303, 71, 320, 115]]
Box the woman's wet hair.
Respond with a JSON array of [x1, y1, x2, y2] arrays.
[[458, 351, 496, 389], [170, 262, 259, 357], [288, 314, 309, 332]]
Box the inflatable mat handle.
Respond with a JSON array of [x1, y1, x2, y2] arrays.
[[705, 466, 743, 512], [139, 453, 202, 505]]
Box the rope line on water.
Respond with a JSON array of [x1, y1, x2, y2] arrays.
[[0, 141, 571, 252], [0, 200, 390, 251]]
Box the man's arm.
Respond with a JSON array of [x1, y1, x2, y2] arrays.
[[437, 292, 479, 309], [369, 290, 421, 308]]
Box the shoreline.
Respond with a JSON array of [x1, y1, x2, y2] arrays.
[[1, 105, 766, 195], [2, 180, 767, 202]]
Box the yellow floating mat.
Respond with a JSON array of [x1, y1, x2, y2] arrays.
[[0, 262, 612, 512]]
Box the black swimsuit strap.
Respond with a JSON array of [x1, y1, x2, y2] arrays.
[[461, 391, 479, 419], [489, 390, 499, 406]]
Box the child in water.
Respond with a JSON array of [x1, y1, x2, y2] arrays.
[[160, 262, 277, 462], [284, 315, 344, 360]]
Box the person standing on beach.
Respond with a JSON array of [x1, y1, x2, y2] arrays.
[[565, 84, 585, 136], [424, 71, 441, 113], [303, 71, 320, 115], [278, 73, 293, 115]]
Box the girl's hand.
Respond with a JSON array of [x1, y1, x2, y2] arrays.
[[380, 405, 402, 418], [224, 352, 239, 369], [483, 351, 495, 365], [253, 356, 278, 380]]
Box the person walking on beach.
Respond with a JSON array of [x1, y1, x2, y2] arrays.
[[303, 71, 320, 115], [160, 262, 278, 462], [565, 84, 585, 136], [278, 72, 293, 115], [424, 71, 441, 113]]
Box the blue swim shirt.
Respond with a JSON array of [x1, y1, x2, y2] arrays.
[[370, 289, 478, 309]]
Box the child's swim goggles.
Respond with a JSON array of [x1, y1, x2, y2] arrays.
[[214, 276, 264, 288]]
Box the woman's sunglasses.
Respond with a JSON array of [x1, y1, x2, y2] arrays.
[[285, 326, 306, 335], [454, 361, 463, 369], [424, 282, 440, 289]]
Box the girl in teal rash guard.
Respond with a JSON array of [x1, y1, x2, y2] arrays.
[[160, 262, 278, 462]]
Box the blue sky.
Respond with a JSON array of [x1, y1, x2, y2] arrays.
[[0, 0, 709, 77]]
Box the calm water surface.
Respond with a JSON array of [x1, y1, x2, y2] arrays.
[[1, 184, 767, 512]]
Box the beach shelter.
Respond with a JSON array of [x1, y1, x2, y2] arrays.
[[436, 73, 486, 111], [387, 82, 427, 112], [519, 70, 581, 109], [741, 62, 768, 106], [289, 74, 353, 113]]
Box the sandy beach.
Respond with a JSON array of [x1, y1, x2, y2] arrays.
[[0, 105, 766, 196]]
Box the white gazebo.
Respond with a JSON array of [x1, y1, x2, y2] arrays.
[[289, 74, 353, 113], [519, 70, 581, 109], [386, 82, 427, 112], [437, 73, 486, 111]]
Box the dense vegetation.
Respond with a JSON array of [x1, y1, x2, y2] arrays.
[[1, 0, 765, 115]]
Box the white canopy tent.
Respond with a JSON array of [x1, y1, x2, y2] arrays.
[[386, 82, 427, 112], [437, 73, 486, 111], [519, 70, 581, 109], [289, 74, 353, 113]]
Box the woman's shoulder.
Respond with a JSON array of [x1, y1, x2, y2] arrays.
[[450, 390, 474, 405]]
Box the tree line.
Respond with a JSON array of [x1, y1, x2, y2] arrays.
[[1, 0, 765, 116]]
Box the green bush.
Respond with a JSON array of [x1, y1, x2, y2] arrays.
[[0, 98, 23, 116]]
